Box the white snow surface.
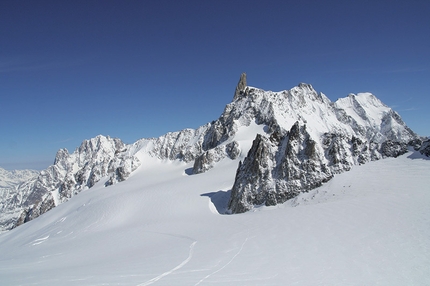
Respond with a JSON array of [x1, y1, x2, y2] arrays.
[[0, 149, 428, 285]]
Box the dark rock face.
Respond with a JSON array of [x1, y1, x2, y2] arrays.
[[380, 140, 408, 158], [226, 141, 240, 159], [228, 122, 333, 213], [193, 141, 241, 174], [419, 139, 430, 157], [228, 119, 417, 214], [409, 138, 423, 151], [14, 194, 55, 228], [203, 121, 231, 151], [233, 72, 247, 101], [277, 123, 332, 192], [228, 134, 276, 213], [225, 87, 418, 214]]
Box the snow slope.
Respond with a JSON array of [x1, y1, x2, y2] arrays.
[[0, 149, 428, 285]]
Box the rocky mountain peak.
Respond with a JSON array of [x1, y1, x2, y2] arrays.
[[233, 72, 247, 101], [223, 80, 419, 213], [297, 82, 314, 91]]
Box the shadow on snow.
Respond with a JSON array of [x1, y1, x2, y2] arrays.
[[200, 190, 231, 214], [407, 150, 430, 160]]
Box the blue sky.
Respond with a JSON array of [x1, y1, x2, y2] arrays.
[[1, 0, 429, 170]]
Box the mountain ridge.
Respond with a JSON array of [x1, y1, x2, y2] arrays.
[[0, 74, 425, 231], [0, 168, 39, 189]]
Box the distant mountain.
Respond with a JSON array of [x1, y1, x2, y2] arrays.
[[0, 74, 425, 231], [0, 168, 39, 189]]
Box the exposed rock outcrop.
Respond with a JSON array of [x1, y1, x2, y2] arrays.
[[228, 118, 417, 213], [419, 139, 430, 157], [193, 141, 240, 174], [233, 72, 247, 101], [225, 86, 418, 213], [228, 122, 334, 213]]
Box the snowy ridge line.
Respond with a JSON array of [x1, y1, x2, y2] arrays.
[[0, 74, 427, 231]]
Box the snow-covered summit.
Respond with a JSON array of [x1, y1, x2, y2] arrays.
[[221, 78, 419, 213], [0, 74, 422, 230]]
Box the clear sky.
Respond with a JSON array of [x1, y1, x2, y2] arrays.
[[1, 0, 429, 170]]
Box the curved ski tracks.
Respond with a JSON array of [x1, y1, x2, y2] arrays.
[[138, 241, 197, 286], [194, 237, 249, 286]]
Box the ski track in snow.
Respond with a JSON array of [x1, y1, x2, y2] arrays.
[[31, 235, 50, 245], [195, 237, 249, 285], [138, 241, 197, 286]]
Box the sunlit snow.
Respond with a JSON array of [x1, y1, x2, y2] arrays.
[[0, 149, 428, 285]]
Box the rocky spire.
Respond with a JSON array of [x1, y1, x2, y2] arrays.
[[233, 72, 247, 101]]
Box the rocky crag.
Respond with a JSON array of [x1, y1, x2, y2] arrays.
[[227, 77, 420, 213], [0, 73, 424, 230]]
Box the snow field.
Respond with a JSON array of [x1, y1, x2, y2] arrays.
[[0, 150, 428, 285]]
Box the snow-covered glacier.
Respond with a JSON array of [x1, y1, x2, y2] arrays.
[[0, 73, 425, 231]]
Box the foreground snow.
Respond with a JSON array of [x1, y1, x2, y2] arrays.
[[0, 151, 428, 285]]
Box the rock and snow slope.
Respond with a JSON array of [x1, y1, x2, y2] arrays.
[[0, 74, 429, 285], [0, 136, 140, 231], [0, 150, 428, 285], [0, 74, 423, 231]]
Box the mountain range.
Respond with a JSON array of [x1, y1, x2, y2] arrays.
[[0, 168, 39, 189], [0, 74, 429, 285], [1, 73, 428, 232]]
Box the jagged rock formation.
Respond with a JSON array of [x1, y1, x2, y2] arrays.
[[0, 74, 423, 230], [419, 139, 430, 157], [193, 141, 240, 174], [226, 84, 419, 213], [228, 124, 334, 214], [233, 72, 247, 101]]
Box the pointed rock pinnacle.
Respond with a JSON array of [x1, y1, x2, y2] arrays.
[[233, 72, 247, 101]]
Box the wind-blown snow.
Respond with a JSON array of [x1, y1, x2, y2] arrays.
[[0, 150, 428, 285]]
